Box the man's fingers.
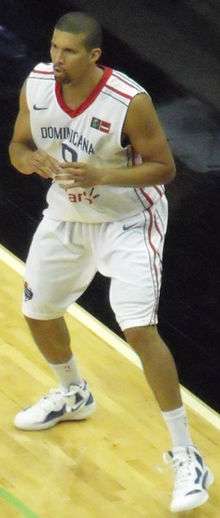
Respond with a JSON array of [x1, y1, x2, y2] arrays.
[[54, 173, 75, 181], [31, 160, 54, 178], [32, 151, 87, 181], [47, 158, 63, 173], [33, 162, 60, 177], [60, 162, 86, 169], [54, 168, 83, 178], [32, 151, 62, 174]]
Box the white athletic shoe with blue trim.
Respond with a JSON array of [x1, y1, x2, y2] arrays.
[[164, 445, 214, 512], [14, 380, 96, 431]]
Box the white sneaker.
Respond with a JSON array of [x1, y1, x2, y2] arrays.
[[14, 380, 96, 431], [164, 445, 214, 512]]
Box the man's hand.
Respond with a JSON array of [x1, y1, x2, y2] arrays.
[[54, 162, 103, 188], [29, 150, 63, 179], [9, 82, 65, 178]]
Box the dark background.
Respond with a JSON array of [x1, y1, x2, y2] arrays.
[[0, 0, 220, 411]]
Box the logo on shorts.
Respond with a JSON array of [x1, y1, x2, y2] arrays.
[[24, 282, 33, 301]]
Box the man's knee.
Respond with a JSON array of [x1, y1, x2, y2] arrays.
[[24, 315, 37, 325], [24, 314, 43, 332], [24, 315, 55, 332], [123, 324, 159, 348]]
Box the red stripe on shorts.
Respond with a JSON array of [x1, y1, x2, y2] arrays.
[[146, 208, 161, 322], [140, 188, 154, 207]]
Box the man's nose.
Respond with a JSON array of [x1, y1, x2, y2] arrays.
[[55, 49, 64, 63]]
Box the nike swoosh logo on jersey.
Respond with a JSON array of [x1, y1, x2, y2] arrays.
[[122, 223, 142, 231], [33, 104, 48, 110]]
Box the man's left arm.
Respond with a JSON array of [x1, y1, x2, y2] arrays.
[[101, 92, 176, 187]]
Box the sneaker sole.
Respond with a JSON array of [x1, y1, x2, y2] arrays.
[[171, 491, 209, 513], [204, 468, 214, 489], [171, 468, 214, 513], [14, 401, 96, 431]]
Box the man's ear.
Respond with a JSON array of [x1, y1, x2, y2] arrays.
[[90, 47, 102, 64]]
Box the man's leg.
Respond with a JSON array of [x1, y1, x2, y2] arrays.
[[14, 219, 97, 430], [123, 324, 194, 448], [103, 202, 213, 511], [123, 324, 182, 411], [15, 314, 96, 431], [25, 315, 82, 387], [25, 316, 72, 363], [123, 324, 214, 512]]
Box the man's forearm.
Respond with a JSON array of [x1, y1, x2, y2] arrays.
[[9, 142, 36, 174], [101, 160, 176, 187]]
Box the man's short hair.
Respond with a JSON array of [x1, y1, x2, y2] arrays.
[[55, 12, 102, 50]]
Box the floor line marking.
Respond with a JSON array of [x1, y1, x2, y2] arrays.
[[0, 486, 39, 517], [1, 244, 220, 430]]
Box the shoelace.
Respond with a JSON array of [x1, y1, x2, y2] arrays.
[[164, 450, 194, 490], [38, 384, 85, 412]]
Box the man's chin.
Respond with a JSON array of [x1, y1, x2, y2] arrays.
[[54, 69, 65, 79], [54, 74, 70, 85]]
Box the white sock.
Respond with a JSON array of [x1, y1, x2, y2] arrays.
[[162, 406, 193, 449], [49, 356, 82, 391]]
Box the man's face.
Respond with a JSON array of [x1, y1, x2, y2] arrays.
[[50, 29, 94, 84]]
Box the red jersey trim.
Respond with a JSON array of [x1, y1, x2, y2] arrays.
[[105, 84, 133, 100], [55, 67, 113, 118], [112, 72, 142, 91], [32, 69, 54, 75]]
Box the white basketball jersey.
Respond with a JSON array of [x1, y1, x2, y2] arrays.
[[26, 62, 165, 222]]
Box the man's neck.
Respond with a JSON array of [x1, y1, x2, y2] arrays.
[[61, 66, 104, 110]]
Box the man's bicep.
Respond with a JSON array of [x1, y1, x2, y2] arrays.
[[125, 94, 175, 165], [10, 82, 35, 147]]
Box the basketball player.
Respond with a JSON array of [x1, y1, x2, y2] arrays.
[[9, 12, 213, 512]]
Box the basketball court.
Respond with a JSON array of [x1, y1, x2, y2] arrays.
[[0, 244, 219, 517]]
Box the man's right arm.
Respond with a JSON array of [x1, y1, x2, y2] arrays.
[[9, 82, 62, 178]]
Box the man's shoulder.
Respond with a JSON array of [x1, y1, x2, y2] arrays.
[[108, 68, 147, 98], [25, 63, 55, 105], [28, 62, 54, 79]]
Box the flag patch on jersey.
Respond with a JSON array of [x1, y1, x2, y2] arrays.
[[90, 117, 111, 133]]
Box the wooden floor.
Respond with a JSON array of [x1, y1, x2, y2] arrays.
[[0, 250, 219, 517]]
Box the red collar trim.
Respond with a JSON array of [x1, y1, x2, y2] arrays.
[[55, 67, 112, 118]]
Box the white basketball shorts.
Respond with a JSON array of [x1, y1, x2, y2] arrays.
[[23, 196, 168, 331]]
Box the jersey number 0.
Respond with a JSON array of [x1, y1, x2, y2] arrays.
[[62, 143, 78, 162]]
